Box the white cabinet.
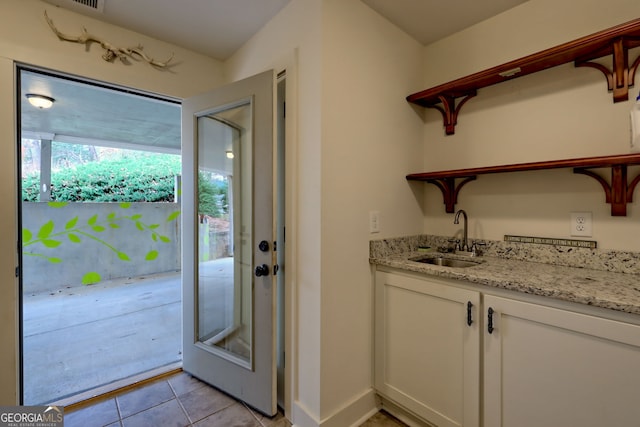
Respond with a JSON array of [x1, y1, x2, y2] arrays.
[[374, 269, 640, 427], [484, 294, 640, 427], [374, 270, 480, 427]]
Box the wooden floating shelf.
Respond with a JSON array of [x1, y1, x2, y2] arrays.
[[406, 153, 640, 216], [407, 18, 640, 135]]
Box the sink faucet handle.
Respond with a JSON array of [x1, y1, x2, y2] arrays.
[[470, 241, 486, 256]]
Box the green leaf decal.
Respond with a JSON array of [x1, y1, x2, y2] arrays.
[[107, 212, 116, 220], [149, 224, 160, 229], [135, 222, 144, 231], [166, 211, 181, 222], [131, 214, 142, 220], [145, 250, 159, 261], [47, 201, 68, 208], [42, 239, 61, 248], [68, 233, 81, 243], [82, 272, 101, 285], [159, 235, 171, 243], [22, 228, 32, 243], [48, 257, 62, 264], [151, 234, 157, 242], [37, 220, 55, 239], [120, 202, 131, 209], [109, 223, 120, 229], [92, 225, 106, 232], [87, 214, 98, 225], [117, 252, 131, 261], [65, 216, 79, 230]]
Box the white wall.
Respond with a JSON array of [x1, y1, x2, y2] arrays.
[[226, 1, 324, 422], [0, 0, 224, 404], [320, 0, 423, 423], [0, 56, 19, 406], [227, 0, 425, 425], [417, 0, 640, 251], [1, 1, 224, 97]]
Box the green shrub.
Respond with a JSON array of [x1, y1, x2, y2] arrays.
[[22, 154, 230, 219], [22, 155, 181, 203], [198, 173, 228, 217]]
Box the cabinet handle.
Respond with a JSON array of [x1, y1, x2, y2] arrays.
[[467, 301, 473, 326], [487, 307, 494, 334]]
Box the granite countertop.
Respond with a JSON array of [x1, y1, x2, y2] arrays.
[[370, 237, 640, 316]]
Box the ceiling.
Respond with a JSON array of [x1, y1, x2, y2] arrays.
[[21, 70, 182, 153], [361, 0, 528, 46], [24, 0, 529, 153], [43, 0, 529, 60]]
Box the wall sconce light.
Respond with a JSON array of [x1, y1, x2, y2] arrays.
[[226, 150, 234, 159], [26, 94, 55, 109]]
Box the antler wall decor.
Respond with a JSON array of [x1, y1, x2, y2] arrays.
[[44, 11, 174, 68]]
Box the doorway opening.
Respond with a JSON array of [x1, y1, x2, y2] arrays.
[[19, 67, 184, 405], [18, 67, 287, 415]]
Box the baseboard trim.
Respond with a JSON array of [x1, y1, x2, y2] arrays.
[[320, 388, 377, 427], [292, 388, 378, 427], [379, 396, 434, 427], [292, 401, 321, 427]]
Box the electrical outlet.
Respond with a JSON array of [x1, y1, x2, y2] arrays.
[[570, 212, 592, 237], [369, 211, 380, 233]]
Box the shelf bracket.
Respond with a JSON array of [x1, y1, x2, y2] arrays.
[[425, 176, 477, 213], [427, 91, 477, 135], [575, 37, 640, 103], [573, 165, 640, 216]]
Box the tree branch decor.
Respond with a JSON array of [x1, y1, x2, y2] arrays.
[[44, 10, 174, 68]]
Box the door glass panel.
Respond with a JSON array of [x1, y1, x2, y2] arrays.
[[197, 100, 252, 368]]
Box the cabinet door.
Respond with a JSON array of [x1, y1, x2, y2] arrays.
[[484, 295, 640, 427], [375, 271, 480, 427]]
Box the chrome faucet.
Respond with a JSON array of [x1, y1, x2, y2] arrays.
[[453, 209, 469, 252]]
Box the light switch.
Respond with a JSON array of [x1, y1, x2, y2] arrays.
[[369, 211, 380, 233]]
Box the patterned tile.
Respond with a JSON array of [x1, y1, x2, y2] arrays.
[[121, 399, 189, 427], [247, 406, 290, 427], [168, 372, 207, 397], [116, 380, 175, 418], [177, 382, 235, 423], [64, 398, 120, 427], [63, 372, 406, 427], [192, 402, 261, 426]]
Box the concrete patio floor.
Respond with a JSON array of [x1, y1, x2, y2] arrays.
[[22, 257, 233, 405]]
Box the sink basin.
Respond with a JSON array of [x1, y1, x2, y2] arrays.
[[411, 256, 481, 268]]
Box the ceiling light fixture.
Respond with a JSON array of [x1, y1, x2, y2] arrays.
[[26, 94, 55, 109]]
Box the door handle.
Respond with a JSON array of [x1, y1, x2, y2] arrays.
[[467, 301, 473, 326], [255, 264, 270, 277], [487, 307, 494, 334]]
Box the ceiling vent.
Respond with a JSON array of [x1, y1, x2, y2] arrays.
[[43, 0, 105, 15]]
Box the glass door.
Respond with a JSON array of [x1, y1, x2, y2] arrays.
[[181, 70, 276, 416]]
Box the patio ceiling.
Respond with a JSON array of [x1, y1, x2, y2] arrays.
[[20, 70, 181, 154]]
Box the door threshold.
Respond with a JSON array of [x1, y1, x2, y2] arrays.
[[54, 362, 183, 411]]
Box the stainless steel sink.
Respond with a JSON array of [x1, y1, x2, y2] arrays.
[[411, 256, 481, 268]]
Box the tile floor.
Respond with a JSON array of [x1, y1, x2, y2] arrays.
[[63, 371, 407, 427]]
